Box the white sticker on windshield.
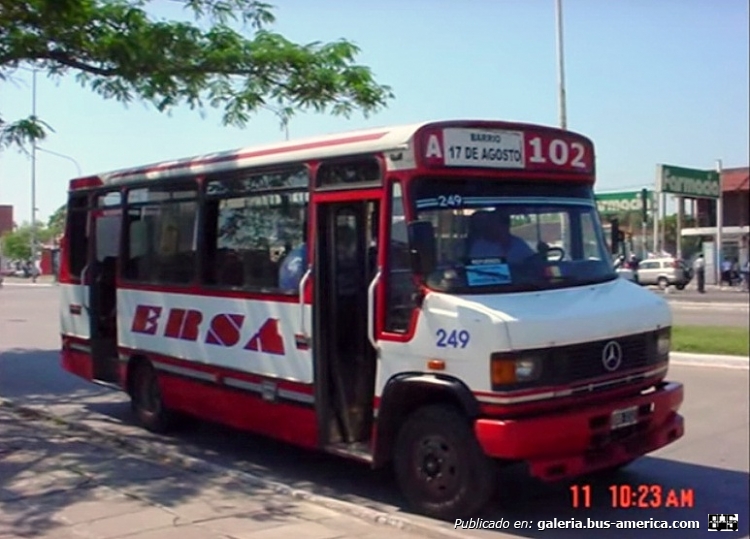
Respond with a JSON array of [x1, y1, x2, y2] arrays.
[[465, 263, 512, 286]]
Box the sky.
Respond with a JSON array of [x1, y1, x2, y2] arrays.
[[1, 0, 748, 225]]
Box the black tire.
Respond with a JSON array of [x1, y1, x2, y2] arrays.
[[393, 404, 497, 520], [130, 361, 178, 434], [657, 277, 669, 290], [675, 283, 686, 290]]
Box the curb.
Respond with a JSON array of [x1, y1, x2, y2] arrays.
[[0, 282, 56, 288], [667, 301, 749, 310], [669, 352, 749, 369], [0, 397, 463, 539]]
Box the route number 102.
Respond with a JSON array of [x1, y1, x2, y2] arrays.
[[529, 137, 587, 168]]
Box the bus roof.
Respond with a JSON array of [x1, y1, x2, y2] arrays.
[[70, 119, 592, 189]]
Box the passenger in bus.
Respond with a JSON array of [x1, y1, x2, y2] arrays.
[[336, 224, 361, 296], [278, 220, 308, 292], [467, 209, 535, 263]]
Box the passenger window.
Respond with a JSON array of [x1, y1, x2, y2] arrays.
[[95, 192, 121, 262], [66, 196, 89, 278], [203, 170, 309, 293], [124, 184, 198, 285], [316, 157, 381, 187]]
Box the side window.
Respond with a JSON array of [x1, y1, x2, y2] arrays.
[[384, 182, 416, 333], [124, 184, 198, 285], [66, 196, 89, 278], [204, 168, 309, 293], [95, 192, 122, 262], [316, 157, 381, 187], [580, 211, 604, 260]]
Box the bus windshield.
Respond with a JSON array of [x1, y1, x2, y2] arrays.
[[409, 177, 617, 294]]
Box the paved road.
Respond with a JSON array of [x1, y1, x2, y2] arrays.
[[634, 284, 749, 327], [1, 286, 748, 538], [669, 303, 749, 328], [652, 286, 749, 304]]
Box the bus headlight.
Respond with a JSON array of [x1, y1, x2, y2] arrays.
[[657, 330, 671, 357], [491, 354, 543, 385]]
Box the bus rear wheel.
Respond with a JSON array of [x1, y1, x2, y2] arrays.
[[393, 404, 496, 521], [130, 361, 177, 434]]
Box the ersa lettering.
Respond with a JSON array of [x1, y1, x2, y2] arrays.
[[130, 305, 285, 355]]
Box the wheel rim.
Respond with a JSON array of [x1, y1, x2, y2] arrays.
[[412, 435, 461, 499]]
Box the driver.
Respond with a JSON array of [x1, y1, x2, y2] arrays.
[[467, 209, 535, 264]]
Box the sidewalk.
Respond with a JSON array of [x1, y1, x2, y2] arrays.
[[0, 275, 57, 287], [0, 407, 434, 539]]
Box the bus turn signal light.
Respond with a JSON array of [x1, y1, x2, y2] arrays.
[[491, 355, 543, 385], [491, 358, 517, 385], [427, 359, 446, 370]]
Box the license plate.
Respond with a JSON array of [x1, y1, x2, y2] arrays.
[[611, 406, 638, 430]]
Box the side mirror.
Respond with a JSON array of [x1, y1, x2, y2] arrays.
[[407, 220, 437, 276]]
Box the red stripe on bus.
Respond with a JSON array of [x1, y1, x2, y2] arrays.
[[109, 131, 390, 180], [158, 373, 319, 448], [118, 347, 315, 395]]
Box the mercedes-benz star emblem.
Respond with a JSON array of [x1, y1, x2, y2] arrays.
[[602, 341, 622, 372]]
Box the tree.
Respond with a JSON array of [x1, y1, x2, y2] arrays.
[[1, 225, 32, 260], [0, 0, 393, 149], [0, 221, 57, 260], [47, 203, 66, 238]]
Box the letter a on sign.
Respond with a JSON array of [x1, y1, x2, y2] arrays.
[[425, 134, 442, 159], [245, 318, 285, 355]]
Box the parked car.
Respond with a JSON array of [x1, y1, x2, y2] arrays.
[[613, 255, 638, 283], [636, 257, 691, 290], [616, 266, 637, 282]]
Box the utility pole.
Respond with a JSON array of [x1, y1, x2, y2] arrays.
[[555, 0, 567, 129], [30, 68, 38, 283]]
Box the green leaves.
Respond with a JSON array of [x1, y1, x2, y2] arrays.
[[0, 0, 393, 151], [0, 115, 53, 151]]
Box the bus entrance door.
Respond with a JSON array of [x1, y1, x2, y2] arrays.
[[314, 199, 380, 458], [87, 191, 121, 384]]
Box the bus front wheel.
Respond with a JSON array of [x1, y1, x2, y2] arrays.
[[130, 361, 177, 434], [393, 404, 496, 520]]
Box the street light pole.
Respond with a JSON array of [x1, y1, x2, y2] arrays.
[[30, 68, 38, 282], [555, 0, 567, 129], [37, 147, 83, 177]]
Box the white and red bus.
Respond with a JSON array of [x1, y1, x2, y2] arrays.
[[59, 120, 684, 520]]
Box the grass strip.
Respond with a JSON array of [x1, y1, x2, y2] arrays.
[[672, 325, 749, 356]]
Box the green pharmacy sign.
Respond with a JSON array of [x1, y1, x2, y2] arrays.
[[659, 164, 720, 199], [595, 190, 652, 216]]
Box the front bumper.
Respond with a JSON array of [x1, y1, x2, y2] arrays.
[[474, 381, 684, 481]]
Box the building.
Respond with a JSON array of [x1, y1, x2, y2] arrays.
[[681, 166, 749, 279], [0, 205, 13, 237]]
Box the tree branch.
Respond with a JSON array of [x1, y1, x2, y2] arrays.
[[39, 50, 117, 76]]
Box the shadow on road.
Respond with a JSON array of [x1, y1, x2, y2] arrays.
[[1, 347, 748, 537], [0, 411, 336, 539]]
